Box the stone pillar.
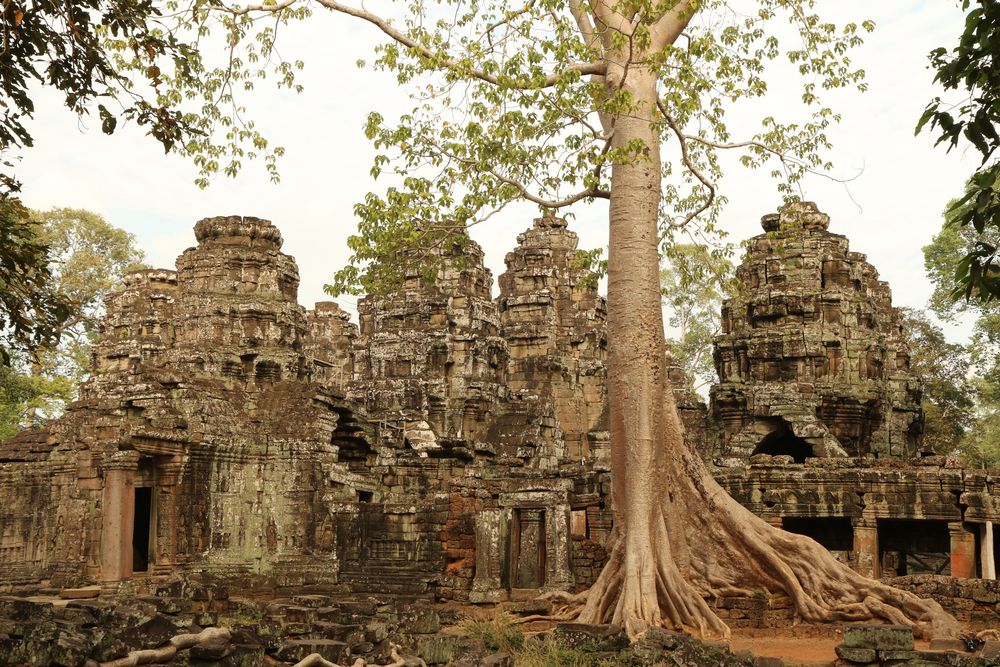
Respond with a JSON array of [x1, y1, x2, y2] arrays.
[[852, 517, 879, 579], [950, 522, 977, 579], [982, 522, 996, 580], [100, 451, 139, 583], [544, 504, 574, 592], [470, 509, 507, 603]]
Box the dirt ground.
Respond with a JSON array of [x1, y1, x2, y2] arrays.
[[729, 631, 840, 666], [728, 627, 930, 666]]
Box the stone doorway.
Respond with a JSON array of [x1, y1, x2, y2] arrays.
[[509, 509, 546, 590], [133, 487, 153, 573], [878, 519, 950, 575]]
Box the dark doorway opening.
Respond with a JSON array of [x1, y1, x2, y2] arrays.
[[877, 519, 950, 576], [782, 517, 853, 554], [752, 421, 812, 463], [133, 487, 152, 572]]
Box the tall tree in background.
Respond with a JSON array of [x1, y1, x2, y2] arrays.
[[897, 308, 974, 456], [660, 244, 733, 393], [918, 0, 1000, 301], [924, 202, 1000, 467], [0, 199, 69, 365], [0, 209, 144, 433], [5, 0, 959, 639]]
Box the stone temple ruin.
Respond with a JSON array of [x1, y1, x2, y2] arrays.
[[2, 203, 1000, 616]]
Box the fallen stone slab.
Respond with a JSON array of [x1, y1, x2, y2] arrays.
[[552, 623, 628, 651], [835, 644, 877, 664], [58, 586, 101, 600]]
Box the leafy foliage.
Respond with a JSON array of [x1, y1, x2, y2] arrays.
[[0, 361, 75, 439], [917, 0, 1000, 302], [922, 211, 1000, 465], [660, 243, 734, 392], [0, 0, 201, 192], [898, 308, 974, 455], [303, 0, 874, 295], [0, 208, 144, 436], [0, 198, 70, 366]]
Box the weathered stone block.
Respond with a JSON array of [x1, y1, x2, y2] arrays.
[[842, 624, 914, 650], [835, 644, 878, 663], [552, 623, 627, 651]]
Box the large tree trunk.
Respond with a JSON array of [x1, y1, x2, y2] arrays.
[[575, 63, 960, 641]]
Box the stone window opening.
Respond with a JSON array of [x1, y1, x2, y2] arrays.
[[255, 360, 282, 382], [752, 421, 812, 463]]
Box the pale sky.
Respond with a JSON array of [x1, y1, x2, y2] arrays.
[[16, 1, 980, 340]]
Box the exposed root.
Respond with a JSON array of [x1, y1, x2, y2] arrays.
[[89, 627, 231, 667], [292, 655, 365, 667], [555, 385, 962, 643], [290, 643, 426, 667], [979, 628, 1000, 641]]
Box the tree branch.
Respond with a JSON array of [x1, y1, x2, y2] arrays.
[[490, 170, 609, 207], [651, 0, 696, 51], [221, 0, 298, 16], [568, 0, 599, 50], [658, 100, 716, 229], [314, 0, 605, 88]]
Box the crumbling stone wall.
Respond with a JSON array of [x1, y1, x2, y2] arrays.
[[0, 217, 370, 591], [13, 203, 975, 604]]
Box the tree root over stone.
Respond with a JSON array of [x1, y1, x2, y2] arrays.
[[290, 643, 426, 667], [537, 387, 962, 643], [87, 627, 232, 667]]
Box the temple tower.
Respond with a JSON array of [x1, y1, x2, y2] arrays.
[[172, 215, 308, 384], [711, 202, 922, 463], [497, 216, 609, 462], [351, 234, 509, 450]]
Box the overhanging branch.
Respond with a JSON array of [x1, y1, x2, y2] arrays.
[[314, 0, 605, 88], [658, 100, 716, 229]]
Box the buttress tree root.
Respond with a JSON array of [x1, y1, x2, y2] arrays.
[[564, 388, 961, 642], [89, 627, 231, 667], [290, 643, 427, 667]]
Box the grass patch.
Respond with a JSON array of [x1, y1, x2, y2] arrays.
[[458, 611, 526, 653], [457, 612, 631, 667]]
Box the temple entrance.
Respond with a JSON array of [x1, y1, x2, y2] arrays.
[[878, 519, 950, 575], [133, 487, 153, 573], [509, 509, 546, 590]]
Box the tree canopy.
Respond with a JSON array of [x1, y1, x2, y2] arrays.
[[660, 243, 734, 393], [0, 198, 70, 365], [922, 200, 1000, 467], [0, 208, 144, 435], [918, 0, 1000, 302], [898, 308, 975, 456], [0, 0, 219, 194]]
